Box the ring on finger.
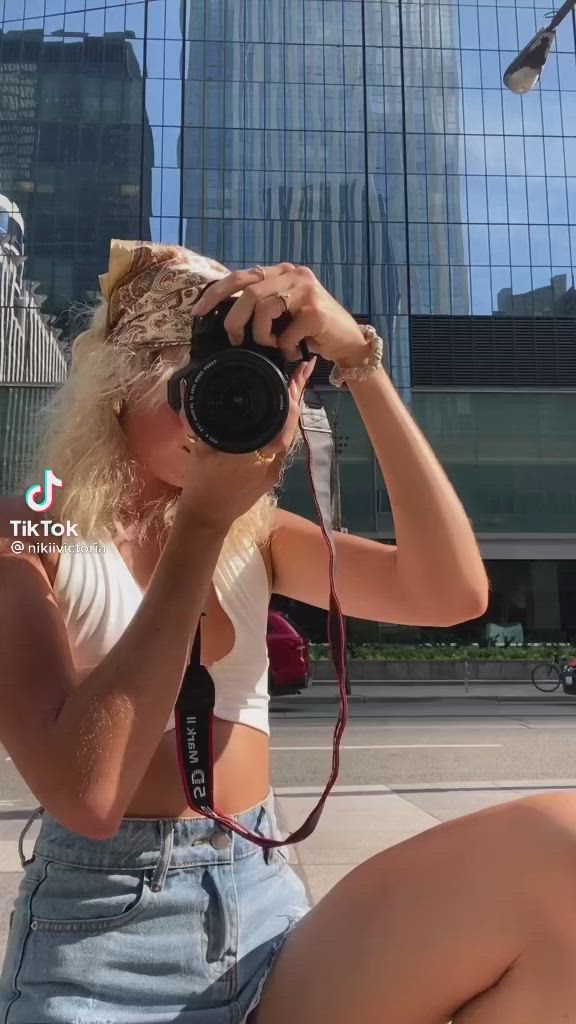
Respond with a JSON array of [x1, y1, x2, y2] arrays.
[[274, 290, 292, 314]]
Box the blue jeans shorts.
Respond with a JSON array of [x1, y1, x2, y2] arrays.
[[0, 790, 310, 1023]]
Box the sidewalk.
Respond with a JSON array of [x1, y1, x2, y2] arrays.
[[274, 779, 576, 903], [272, 681, 576, 704], [3, 781, 576, 962]]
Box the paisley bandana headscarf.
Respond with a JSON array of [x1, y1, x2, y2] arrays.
[[98, 239, 230, 349]]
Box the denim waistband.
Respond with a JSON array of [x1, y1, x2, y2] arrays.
[[29, 789, 282, 873]]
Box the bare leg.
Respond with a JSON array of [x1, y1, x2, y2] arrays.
[[453, 911, 576, 1023], [253, 794, 576, 1024]]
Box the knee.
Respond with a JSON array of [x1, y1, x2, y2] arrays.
[[512, 791, 576, 842]]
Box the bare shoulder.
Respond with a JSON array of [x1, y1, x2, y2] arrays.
[[0, 495, 60, 586]]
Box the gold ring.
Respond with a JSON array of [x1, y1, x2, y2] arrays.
[[255, 449, 276, 465], [185, 433, 198, 446], [274, 291, 291, 314]]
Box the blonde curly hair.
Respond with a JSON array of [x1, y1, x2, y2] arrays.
[[27, 297, 303, 552]]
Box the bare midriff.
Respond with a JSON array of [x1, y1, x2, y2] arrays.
[[124, 721, 271, 819]]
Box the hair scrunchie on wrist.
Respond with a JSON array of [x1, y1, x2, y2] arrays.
[[329, 325, 384, 388]]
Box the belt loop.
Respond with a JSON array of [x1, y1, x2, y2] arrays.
[[18, 806, 44, 869], [150, 819, 174, 893]]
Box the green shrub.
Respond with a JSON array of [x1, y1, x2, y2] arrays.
[[309, 643, 573, 662]]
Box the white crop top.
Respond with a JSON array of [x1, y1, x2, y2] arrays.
[[52, 534, 272, 736]]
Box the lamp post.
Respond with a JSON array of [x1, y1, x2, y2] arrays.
[[503, 0, 576, 93]]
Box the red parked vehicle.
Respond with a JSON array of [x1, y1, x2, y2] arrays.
[[266, 609, 311, 696]]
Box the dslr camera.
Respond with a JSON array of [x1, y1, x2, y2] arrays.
[[167, 284, 312, 454]]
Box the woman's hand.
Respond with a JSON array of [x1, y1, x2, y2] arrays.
[[178, 357, 316, 533], [190, 262, 370, 366]]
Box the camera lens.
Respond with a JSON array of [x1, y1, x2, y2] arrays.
[[185, 349, 289, 454], [220, 381, 253, 414]]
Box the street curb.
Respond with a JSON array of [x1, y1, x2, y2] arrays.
[[271, 695, 576, 706], [308, 679, 545, 687]]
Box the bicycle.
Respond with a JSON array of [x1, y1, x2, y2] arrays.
[[531, 653, 576, 693]]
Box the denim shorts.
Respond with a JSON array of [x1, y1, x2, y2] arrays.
[[0, 790, 310, 1023]]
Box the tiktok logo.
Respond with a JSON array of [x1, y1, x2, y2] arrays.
[[25, 469, 63, 512]]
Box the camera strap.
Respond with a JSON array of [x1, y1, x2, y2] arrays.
[[174, 389, 349, 848]]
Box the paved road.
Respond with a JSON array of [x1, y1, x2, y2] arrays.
[[269, 710, 576, 786]]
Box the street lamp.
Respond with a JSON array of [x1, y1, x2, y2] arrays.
[[503, 0, 576, 93]]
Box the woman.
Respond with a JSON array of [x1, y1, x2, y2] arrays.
[[0, 241, 574, 1024]]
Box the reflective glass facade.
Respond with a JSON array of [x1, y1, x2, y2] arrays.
[[2, 0, 576, 639]]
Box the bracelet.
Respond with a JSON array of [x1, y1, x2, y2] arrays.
[[328, 325, 384, 388]]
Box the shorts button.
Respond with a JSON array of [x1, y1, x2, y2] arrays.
[[211, 831, 231, 850]]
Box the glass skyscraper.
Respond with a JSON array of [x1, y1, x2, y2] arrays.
[[2, 0, 576, 639]]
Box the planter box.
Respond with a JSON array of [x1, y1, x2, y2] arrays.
[[310, 659, 542, 682]]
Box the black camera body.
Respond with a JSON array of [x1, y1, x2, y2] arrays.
[[167, 285, 311, 454]]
